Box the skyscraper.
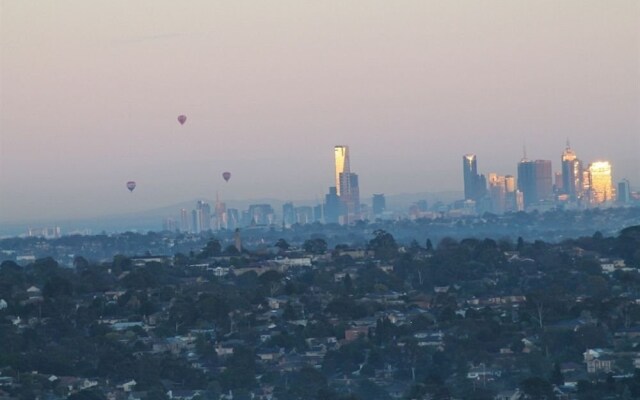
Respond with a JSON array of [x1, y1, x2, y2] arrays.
[[587, 161, 615, 204], [618, 179, 631, 204], [179, 208, 189, 232], [324, 186, 341, 224], [561, 143, 583, 201], [333, 145, 362, 223], [518, 159, 552, 207], [463, 154, 477, 200], [197, 200, 211, 231], [462, 154, 487, 201], [349, 172, 360, 215], [334, 146, 351, 197], [372, 194, 386, 216], [488, 173, 507, 214], [282, 202, 295, 228], [191, 209, 202, 234]]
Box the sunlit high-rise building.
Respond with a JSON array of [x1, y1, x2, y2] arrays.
[[504, 175, 516, 193], [587, 161, 615, 204], [488, 174, 507, 214], [504, 175, 519, 212], [334, 146, 351, 197], [561, 143, 583, 200], [333, 145, 362, 223]]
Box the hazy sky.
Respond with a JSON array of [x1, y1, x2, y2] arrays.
[[1, 0, 639, 223]]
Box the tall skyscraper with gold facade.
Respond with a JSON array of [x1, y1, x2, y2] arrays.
[[332, 145, 361, 223], [334, 146, 351, 197], [587, 161, 615, 204]]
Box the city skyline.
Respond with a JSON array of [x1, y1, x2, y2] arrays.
[[1, 1, 639, 222]]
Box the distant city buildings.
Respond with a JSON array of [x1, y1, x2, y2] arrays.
[[159, 144, 632, 233], [26, 227, 61, 239], [458, 143, 624, 215]]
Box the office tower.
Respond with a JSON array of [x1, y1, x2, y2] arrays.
[[248, 204, 275, 225], [618, 179, 631, 204], [227, 208, 240, 230], [163, 218, 177, 232], [191, 209, 202, 234], [214, 193, 226, 230], [349, 172, 360, 215], [324, 186, 341, 224], [463, 154, 478, 200], [462, 154, 487, 201], [179, 208, 190, 232], [197, 201, 211, 231], [372, 194, 386, 216], [295, 206, 314, 225], [334, 145, 363, 223], [282, 202, 295, 228], [334, 146, 351, 197], [313, 204, 323, 222], [503, 175, 517, 212], [517, 159, 535, 206], [587, 161, 615, 204], [554, 172, 563, 193], [536, 160, 553, 201], [488, 174, 507, 214], [561, 143, 583, 200], [517, 159, 552, 207], [515, 191, 525, 211], [234, 229, 242, 253], [505, 175, 516, 193]]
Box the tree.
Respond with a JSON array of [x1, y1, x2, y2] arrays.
[[343, 273, 353, 294], [275, 239, 290, 252], [224, 244, 240, 256], [220, 346, 256, 390], [303, 238, 328, 254], [198, 239, 222, 258], [549, 363, 564, 386], [368, 230, 398, 261], [519, 377, 554, 399], [426, 239, 434, 252]]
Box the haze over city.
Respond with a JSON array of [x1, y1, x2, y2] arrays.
[[1, 0, 639, 224]]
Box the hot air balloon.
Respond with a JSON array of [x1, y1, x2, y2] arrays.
[[126, 181, 136, 192], [177, 115, 187, 125], [222, 172, 231, 182]]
